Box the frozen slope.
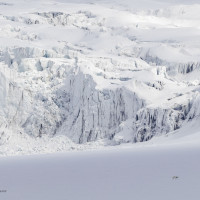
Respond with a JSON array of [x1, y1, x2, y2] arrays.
[[0, 0, 200, 154]]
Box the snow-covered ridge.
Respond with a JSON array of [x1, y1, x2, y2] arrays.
[[0, 0, 200, 155]]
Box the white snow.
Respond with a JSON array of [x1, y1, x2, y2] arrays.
[[0, 1, 200, 199], [0, 136, 200, 200]]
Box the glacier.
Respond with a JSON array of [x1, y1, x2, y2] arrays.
[[0, 0, 200, 155]]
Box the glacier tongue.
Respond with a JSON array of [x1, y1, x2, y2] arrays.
[[0, 0, 200, 155]]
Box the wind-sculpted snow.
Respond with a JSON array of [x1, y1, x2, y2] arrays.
[[0, 0, 200, 155]]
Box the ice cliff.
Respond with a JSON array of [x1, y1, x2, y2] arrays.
[[0, 0, 200, 154]]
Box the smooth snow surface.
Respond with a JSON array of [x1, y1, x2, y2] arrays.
[[0, 0, 200, 155], [0, 142, 200, 200]]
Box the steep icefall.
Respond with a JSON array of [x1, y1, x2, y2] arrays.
[[0, 0, 200, 155]]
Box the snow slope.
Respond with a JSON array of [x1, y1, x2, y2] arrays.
[[0, 138, 200, 200], [0, 0, 200, 155]]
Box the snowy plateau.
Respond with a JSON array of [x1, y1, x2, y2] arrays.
[[0, 0, 200, 199]]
